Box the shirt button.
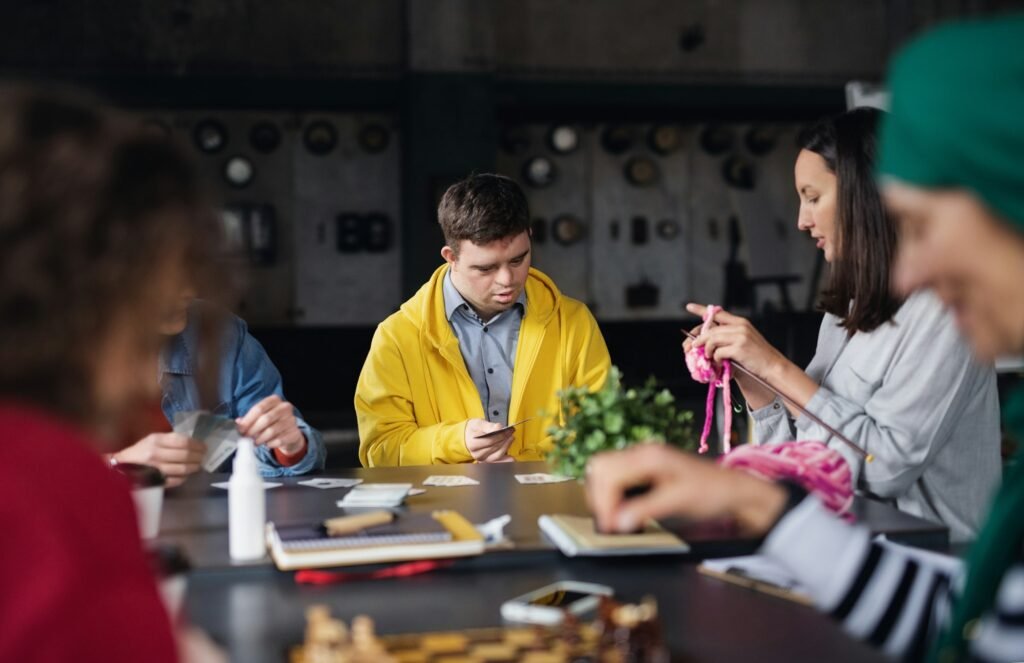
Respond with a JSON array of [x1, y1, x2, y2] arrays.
[[493, 410, 500, 416], [773, 403, 781, 410], [483, 327, 489, 333], [488, 368, 494, 374]]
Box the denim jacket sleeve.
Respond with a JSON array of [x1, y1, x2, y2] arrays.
[[228, 319, 326, 477]]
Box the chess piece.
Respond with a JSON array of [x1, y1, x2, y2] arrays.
[[592, 596, 668, 663], [350, 615, 390, 662], [308, 620, 349, 663]]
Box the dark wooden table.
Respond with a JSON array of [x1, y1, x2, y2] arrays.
[[163, 461, 946, 662]]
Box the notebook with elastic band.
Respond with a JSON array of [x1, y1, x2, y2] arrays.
[[266, 510, 484, 571], [539, 514, 689, 557]]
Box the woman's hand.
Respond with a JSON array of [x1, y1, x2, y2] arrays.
[[681, 322, 703, 356], [585, 444, 788, 537], [685, 303, 789, 378], [114, 433, 205, 487], [236, 395, 307, 457], [684, 303, 822, 413]]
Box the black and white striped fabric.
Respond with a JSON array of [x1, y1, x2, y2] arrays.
[[762, 497, 1024, 661]]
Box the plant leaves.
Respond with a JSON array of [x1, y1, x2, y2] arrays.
[[545, 365, 697, 478]]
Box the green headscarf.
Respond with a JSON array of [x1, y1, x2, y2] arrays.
[[879, 13, 1024, 231], [878, 13, 1024, 662]]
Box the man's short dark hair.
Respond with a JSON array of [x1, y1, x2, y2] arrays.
[[438, 173, 530, 254]]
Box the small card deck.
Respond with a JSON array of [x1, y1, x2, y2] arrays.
[[336, 483, 412, 508]]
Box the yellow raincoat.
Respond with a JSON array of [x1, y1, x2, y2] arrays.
[[356, 265, 610, 466]]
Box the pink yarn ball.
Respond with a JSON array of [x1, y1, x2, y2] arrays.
[[718, 441, 855, 517]]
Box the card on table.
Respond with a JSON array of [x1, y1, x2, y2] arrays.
[[298, 478, 364, 490], [514, 473, 573, 484], [423, 475, 480, 487]]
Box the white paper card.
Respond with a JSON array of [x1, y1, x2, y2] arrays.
[[297, 478, 363, 490], [423, 475, 480, 487], [515, 473, 573, 484]]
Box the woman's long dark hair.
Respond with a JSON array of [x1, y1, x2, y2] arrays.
[[799, 107, 902, 335]]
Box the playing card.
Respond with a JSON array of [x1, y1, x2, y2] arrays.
[[423, 475, 480, 487], [297, 478, 363, 490], [174, 410, 243, 471], [514, 473, 573, 484], [336, 483, 412, 508], [172, 410, 203, 438], [193, 413, 242, 472], [212, 481, 282, 490]]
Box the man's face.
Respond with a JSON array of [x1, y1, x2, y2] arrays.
[[442, 231, 531, 321]]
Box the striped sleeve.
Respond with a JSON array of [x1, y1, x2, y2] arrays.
[[970, 567, 1024, 662], [761, 497, 958, 659]]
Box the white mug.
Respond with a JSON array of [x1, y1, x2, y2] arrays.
[[114, 463, 166, 540], [131, 484, 164, 540]]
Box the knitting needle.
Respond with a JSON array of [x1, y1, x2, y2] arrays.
[[682, 328, 874, 463]]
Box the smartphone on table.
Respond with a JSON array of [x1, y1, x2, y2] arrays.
[[500, 581, 614, 625]]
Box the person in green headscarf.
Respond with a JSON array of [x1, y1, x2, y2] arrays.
[[584, 13, 1024, 662]]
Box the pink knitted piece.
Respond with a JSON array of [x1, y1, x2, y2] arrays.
[[685, 305, 732, 454], [718, 441, 855, 518]]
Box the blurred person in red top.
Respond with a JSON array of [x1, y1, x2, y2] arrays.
[[0, 86, 225, 662]]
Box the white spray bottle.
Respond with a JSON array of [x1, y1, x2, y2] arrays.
[[229, 438, 266, 561]]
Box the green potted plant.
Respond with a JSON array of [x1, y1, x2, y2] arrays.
[[546, 366, 697, 479]]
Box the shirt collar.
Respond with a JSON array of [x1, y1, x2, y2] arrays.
[[158, 317, 197, 377], [442, 269, 526, 323]]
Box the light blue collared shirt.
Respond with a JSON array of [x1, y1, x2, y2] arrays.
[[442, 271, 526, 425]]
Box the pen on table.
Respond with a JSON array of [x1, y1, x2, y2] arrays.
[[322, 510, 395, 536], [682, 328, 873, 463]]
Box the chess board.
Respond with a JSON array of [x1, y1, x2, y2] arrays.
[[290, 602, 667, 663], [292, 624, 612, 663], [382, 624, 604, 662]]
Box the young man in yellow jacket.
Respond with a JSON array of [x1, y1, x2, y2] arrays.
[[356, 173, 611, 466]]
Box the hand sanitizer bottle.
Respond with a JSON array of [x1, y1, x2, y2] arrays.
[[229, 438, 266, 561]]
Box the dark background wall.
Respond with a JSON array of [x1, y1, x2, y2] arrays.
[[2, 0, 1020, 447]]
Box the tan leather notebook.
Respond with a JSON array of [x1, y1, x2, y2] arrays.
[[539, 514, 689, 557]]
